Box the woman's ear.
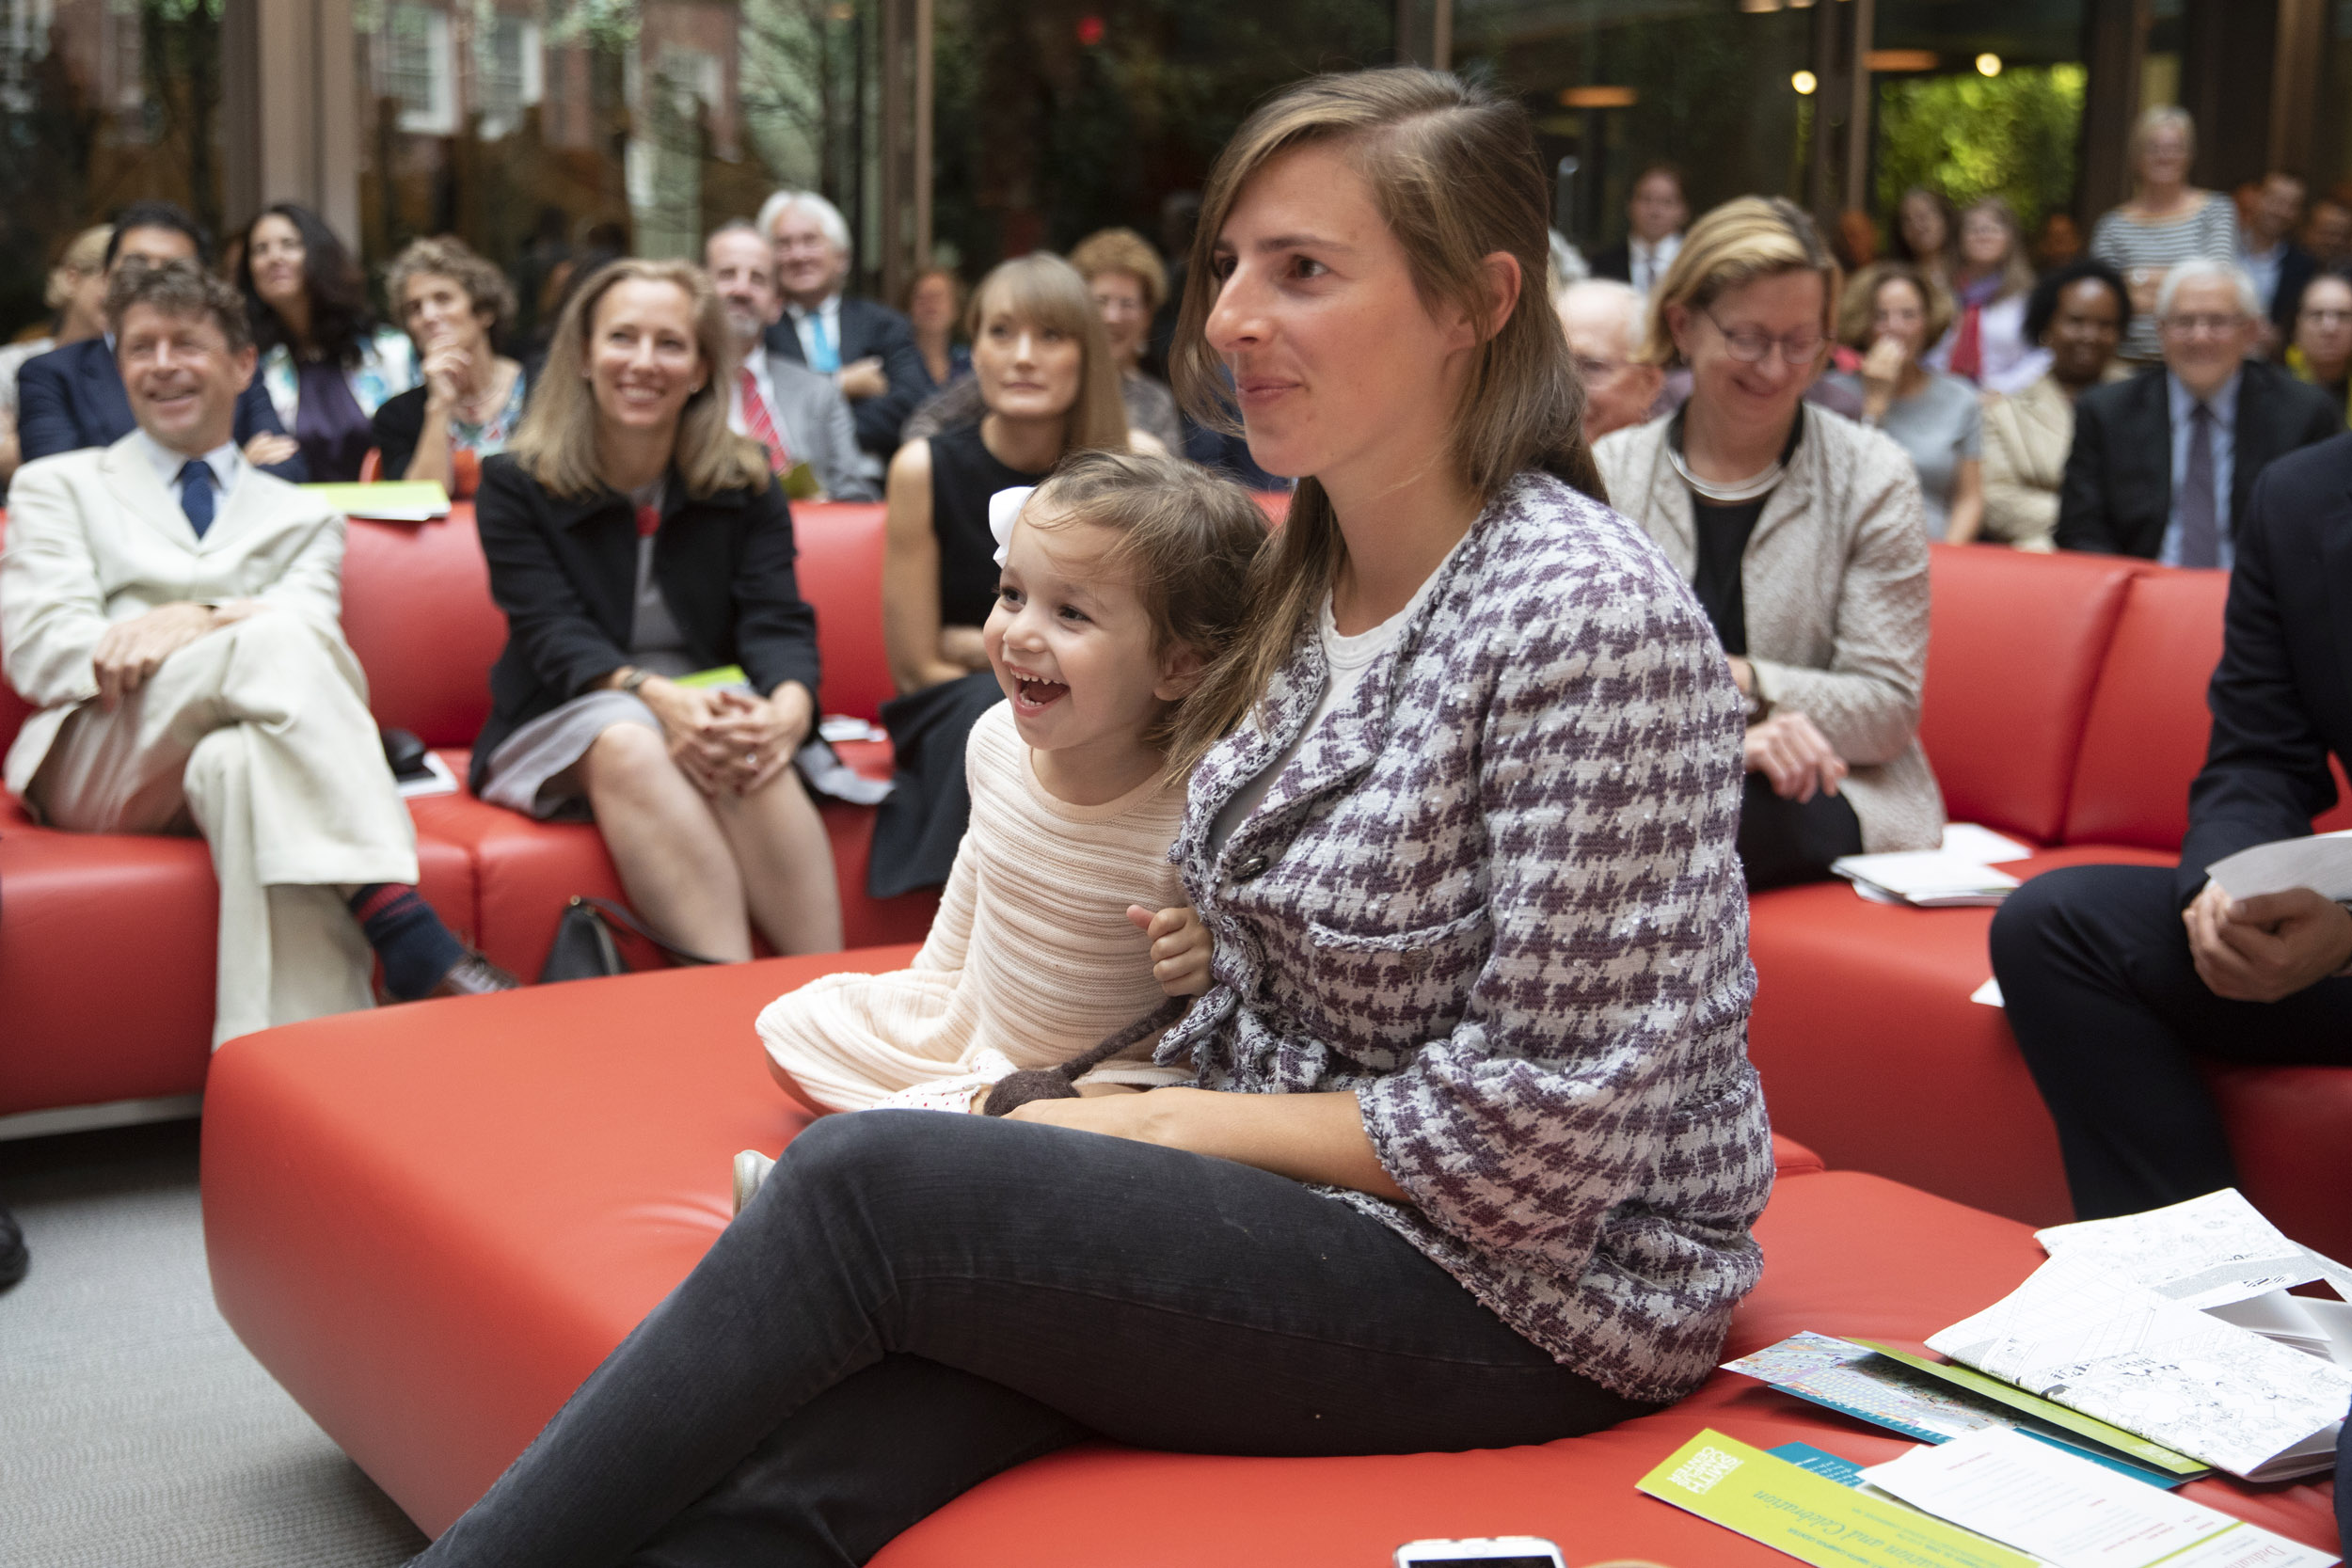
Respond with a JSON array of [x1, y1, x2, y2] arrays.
[[1479, 250, 1523, 341], [1664, 301, 1694, 363], [1153, 641, 1208, 703]]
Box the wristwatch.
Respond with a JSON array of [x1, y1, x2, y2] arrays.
[[618, 667, 654, 698]]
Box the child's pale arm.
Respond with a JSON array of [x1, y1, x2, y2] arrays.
[[1127, 904, 1212, 997]]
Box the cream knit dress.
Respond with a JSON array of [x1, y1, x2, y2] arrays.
[[757, 702, 1192, 1111]]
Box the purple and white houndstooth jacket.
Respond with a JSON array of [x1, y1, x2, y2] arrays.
[[1158, 468, 1772, 1405]]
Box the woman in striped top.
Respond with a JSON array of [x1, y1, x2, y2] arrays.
[[2091, 106, 2240, 362]]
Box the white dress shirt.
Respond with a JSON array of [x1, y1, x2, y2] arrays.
[[1629, 233, 1682, 294], [133, 429, 246, 530], [784, 294, 845, 372], [728, 346, 781, 434]]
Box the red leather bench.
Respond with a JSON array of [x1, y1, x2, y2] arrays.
[[199, 953, 2344, 1560], [0, 500, 939, 1121], [1748, 545, 2352, 1259]]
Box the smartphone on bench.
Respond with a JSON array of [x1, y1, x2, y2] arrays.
[[1392, 1537, 1565, 1568]]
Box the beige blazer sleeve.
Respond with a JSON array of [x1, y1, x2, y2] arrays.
[[0, 455, 113, 711], [1744, 440, 1931, 768]]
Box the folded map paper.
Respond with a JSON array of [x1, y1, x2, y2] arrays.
[[1861, 1428, 2338, 1568], [1926, 1256, 2350, 1480], [2034, 1190, 2320, 1311]]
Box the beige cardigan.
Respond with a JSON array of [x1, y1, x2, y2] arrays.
[[1594, 404, 1945, 853]]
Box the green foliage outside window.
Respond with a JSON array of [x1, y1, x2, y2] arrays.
[[1874, 64, 2086, 232]]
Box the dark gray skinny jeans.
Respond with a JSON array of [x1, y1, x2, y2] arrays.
[[411, 1110, 1653, 1567]]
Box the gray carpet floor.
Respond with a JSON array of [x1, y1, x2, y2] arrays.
[[0, 1121, 429, 1567]]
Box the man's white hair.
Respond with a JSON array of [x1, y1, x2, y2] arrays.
[[2154, 258, 2260, 322], [757, 189, 850, 254], [1558, 277, 1647, 356]]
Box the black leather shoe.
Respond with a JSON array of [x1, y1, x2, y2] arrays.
[[0, 1204, 26, 1291], [428, 952, 522, 998]]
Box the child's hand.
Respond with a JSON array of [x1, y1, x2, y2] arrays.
[[1127, 904, 1212, 997]]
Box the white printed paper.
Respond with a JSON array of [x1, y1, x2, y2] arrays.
[[1970, 977, 2005, 1007], [2205, 829, 2352, 900], [2034, 1191, 2315, 1310], [1941, 823, 2034, 863], [1862, 1428, 2339, 1568], [1926, 1257, 2351, 1479], [1833, 850, 2022, 907]]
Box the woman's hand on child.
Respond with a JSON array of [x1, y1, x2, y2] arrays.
[[1128, 904, 1212, 996]]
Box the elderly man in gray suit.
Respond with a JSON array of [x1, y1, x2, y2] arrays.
[[706, 222, 879, 503], [0, 260, 510, 1048]]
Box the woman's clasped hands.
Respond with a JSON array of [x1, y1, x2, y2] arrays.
[[641, 678, 814, 797]]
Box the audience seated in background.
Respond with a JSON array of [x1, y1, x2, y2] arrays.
[[903, 266, 969, 389], [1553, 278, 1662, 437], [1596, 197, 1943, 890], [470, 260, 843, 964], [1833, 208, 1879, 272], [2057, 259, 2338, 562], [871, 253, 1133, 898], [16, 202, 302, 478], [1588, 162, 1688, 294], [239, 203, 418, 483], [903, 232, 1182, 456], [2283, 267, 2352, 424], [2033, 211, 2085, 272], [1980, 260, 2132, 551], [371, 236, 527, 496], [1826, 261, 1984, 544], [705, 222, 876, 502], [0, 259, 507, 1048], [2092, 106, 2240, 363], [2302, 195, 2352, 271], [2237, 169, 2314, 346], [758, 189, 930, 476], [1993, 428, 2352, 1220], [1071, 227, 1184, 452], [1927, 197, 2045, 394], [1, 224, 110, 491], [1888, 186, 1957, 294]]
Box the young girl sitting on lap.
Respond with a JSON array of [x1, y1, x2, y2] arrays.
[[742, 451, 1265, 1179]]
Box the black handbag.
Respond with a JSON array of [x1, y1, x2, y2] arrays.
[[537, 896, 723, 983]]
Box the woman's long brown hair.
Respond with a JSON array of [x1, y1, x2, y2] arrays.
[[506, 258, 770, 501], [1166, 68, 1605, 768]]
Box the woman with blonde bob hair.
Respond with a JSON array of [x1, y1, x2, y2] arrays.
[[413, 69, 1768, 1568], [866, 250, 1130, 895], [1597, 198, 1945, 890], [469, 258, 842, 964]]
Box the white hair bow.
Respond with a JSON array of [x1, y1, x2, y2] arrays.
[[988, 485, 1036, 568]]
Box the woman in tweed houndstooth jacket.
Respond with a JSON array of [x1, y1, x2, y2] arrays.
[[411, 69, 1771, 1568]]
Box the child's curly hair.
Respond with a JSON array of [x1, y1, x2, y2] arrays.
[[1019, 451, 1269, 766]]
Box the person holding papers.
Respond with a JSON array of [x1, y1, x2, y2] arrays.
[[1991, 432, 2352, 1222]]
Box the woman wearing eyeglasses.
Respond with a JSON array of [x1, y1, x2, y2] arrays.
[[2286, 267, 2352, 424], [1596, 197, 1944, 889]]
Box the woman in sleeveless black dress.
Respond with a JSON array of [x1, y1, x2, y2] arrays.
[[868, 254, 1135, 895]]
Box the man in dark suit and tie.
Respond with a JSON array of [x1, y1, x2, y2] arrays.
[[2057, 259, 2338, 563], [1994, 429, 2352, 1220], [755, 190, 930, 478], [15, 200, 303, 480], [1586, 164, 1689, 296]]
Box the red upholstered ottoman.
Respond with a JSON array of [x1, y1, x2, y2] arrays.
[[201, 959, 2342, 1560]]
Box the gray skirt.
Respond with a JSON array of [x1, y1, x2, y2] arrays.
[[478, 689, 671, 822]]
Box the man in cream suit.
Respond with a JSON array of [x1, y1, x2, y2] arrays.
[[706, 222, 879, 501], [1, 260, 509, 1048]]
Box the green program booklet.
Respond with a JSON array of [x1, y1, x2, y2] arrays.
[[300, 482, 452, 521], [1637, 1429, 2037, 1568]]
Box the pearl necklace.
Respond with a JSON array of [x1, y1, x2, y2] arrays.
[[1666, 439, 1786, 502]]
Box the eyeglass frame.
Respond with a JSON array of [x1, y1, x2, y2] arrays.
[[1696, 305, 1828, 365]]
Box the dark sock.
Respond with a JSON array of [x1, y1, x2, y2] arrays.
[[347, 884, 466, 1001]]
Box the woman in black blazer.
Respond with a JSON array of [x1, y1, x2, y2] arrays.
[[472, 258, 842, 960]]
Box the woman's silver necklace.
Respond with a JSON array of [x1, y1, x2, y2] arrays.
[[1667, 440, 1785, 502]]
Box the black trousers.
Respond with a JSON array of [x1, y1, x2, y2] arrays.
[[868, 673, 1001, 898], [1988, 863, 2352, 1220], [1737, 772, 1865, 891], [411, 1113, 1651, 1568]]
